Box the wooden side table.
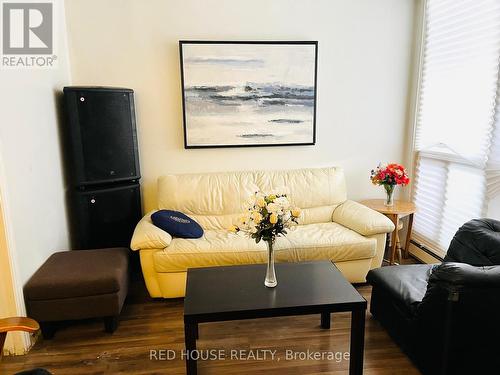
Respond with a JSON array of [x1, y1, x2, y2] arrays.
[[360, 199, 417, 265]]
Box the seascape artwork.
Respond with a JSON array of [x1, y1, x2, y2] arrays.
[[180, 42, 317, 148]]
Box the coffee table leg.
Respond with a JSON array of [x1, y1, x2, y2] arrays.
[[349, 309, 365, 375], [320, 312, 331, 329], [184, 322, 198, 375]]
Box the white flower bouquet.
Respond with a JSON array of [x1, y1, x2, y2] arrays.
[[230, 192, 301, 287]]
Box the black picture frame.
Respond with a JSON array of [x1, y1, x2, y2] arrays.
[[179, 40, 318, 149]]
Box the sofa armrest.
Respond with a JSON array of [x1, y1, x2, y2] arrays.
[[130, 211, 172, 250], [332, 200, 395, 236]]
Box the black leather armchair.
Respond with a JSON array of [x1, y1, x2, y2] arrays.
[[367, 218, 500, 375]]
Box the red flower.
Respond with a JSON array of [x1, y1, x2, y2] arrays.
[[370, 163, 410, 186]]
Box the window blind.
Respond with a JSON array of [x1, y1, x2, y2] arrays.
[[486, 83, 500, 197], [412, 0, 500, 257]]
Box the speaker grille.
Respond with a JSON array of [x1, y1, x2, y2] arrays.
[[64, 87, 140, 186], [72, 183, 141, 249]]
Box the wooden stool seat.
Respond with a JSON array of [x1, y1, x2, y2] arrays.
[[0, 317, 39, 360], [0, 317, 40, 333]]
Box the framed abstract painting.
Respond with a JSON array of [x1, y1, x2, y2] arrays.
[[179, 41, 318, 148]]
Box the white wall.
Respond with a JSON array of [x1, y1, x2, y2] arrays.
[[0, 0, 71, 286], [65, 0, 417, 212]]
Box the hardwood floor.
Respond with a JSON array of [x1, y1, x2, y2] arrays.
[[1, 262, 421, 375]]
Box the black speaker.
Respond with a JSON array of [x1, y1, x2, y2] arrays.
[[63, 86, 142, 250], [63, 87, 140, 187], [71, 182, 141, 249]]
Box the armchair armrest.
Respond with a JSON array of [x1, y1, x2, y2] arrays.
[[429, 262, 500, 288], [130, 211, 172, 250], [332, 200, 395, 236]]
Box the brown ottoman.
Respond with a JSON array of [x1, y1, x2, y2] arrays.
[[24, 248, 129, 338]]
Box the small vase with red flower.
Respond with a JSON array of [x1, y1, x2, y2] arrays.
[[370, 163, 410, 206]]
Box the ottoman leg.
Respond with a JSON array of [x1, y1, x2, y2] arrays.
[[104, 316, 119, 333], [40, 322, 56, 339]]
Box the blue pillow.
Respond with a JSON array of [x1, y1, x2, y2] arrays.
[[151, 210, 203, 239]]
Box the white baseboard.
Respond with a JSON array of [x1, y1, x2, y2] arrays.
[[408, 243, 441, 264]]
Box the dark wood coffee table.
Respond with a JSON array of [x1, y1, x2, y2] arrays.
[[183, 261, 367, 375]]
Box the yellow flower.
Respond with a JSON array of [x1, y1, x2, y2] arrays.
[[238, 215, 248, 226], [256, 197, 266, 207], [292, 208, 301, 218], [270, 213, 278, 224], [267, 202, 279, 213], [268, 194, 276, 201], [251, 211, 262, 224], [228, 225, 239, 233]]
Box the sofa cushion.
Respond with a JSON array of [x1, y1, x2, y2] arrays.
[[152, 222, 377, 273], [157, 167, 347, 230], [151, 210, 203, 239], [131, 210, 173, 250], [367, 264, 433, 315], [24, 248, 129, 301]]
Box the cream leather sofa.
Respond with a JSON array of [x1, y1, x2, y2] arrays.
[[131, 167, 394, 298]]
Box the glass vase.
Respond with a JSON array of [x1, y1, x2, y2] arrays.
[[384, 184, 395, 206], [264, 240, 277, 288]]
